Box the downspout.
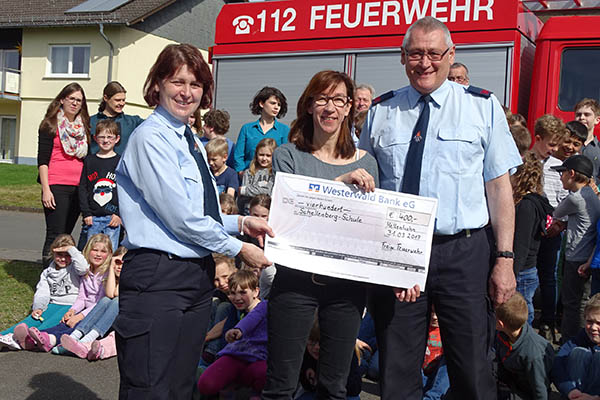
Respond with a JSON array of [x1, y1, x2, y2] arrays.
[[98, 23, 114, 83]]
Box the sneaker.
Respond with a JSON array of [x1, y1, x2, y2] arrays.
[[87, 340, 104, 361], [28, 327, 54, 352], [0, 333, 21, 350], [13, 323, 37, 350], [51, 345, 75, 356], [60, 334, 88, 358]]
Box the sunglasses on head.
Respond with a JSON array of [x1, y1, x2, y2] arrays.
[[114, 259, 124, 266]]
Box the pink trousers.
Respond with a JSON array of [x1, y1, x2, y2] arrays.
[[197, 355, 267, 395]]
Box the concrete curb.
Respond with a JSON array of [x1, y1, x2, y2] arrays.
[[0, 205, 43, 214]]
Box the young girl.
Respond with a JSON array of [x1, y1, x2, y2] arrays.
[[219, 192, 238, 215], [511, 151, 554, 326], [60, 246, 127, 359], [238, 138, 277, 215], [0, 234, 88, 350], [197, 269, 267, 399], [15, 234, 113, 352], [246, 194, 276, 300]]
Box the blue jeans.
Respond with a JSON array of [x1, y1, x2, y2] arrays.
[[204, 300, 235, 357], [75, 296, 119, 336], [422, 357, 450, 400], [516, 267, 539, 325], [567, 347, 600, 395], [591, 269, 600, 296], [78, 215, 120, 251]]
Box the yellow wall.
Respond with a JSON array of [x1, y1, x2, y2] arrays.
[[16, 26, 201, 163]]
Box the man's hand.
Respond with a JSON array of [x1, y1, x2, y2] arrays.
[[241, 216, 274, 248], [488, 257, 516, 306], [225, 328, 243, 343], [393, 285, 421, 302], [238, 243, 271, 270]]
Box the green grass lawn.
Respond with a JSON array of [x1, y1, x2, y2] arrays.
[[0, 164, 41, 210], [0, 260, 43, 331]]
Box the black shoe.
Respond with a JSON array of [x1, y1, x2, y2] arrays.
[[538, 324, 557, 343]]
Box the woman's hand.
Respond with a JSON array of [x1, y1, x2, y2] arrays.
[[61, 309, 75, 323], [66, 313, 84, 328], [42, 188, 56, 210], [393, 285, 421, 302], [225, 328, 243, 343], [335, 168, 376, 192]]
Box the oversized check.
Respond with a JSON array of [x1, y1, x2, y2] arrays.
[[264, 173, 438, 289]]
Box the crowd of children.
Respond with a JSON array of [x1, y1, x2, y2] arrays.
[[4, 84, 600, 400]]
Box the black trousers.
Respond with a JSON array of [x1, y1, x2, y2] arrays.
[[369, 228, 497, 400], [42, 184, 80, 266], [262, 267, 366, 400], [115, 249, 214, 400]]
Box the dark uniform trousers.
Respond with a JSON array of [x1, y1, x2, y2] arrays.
[[369, 227, 497, 400], [115, 249, 215, 400]]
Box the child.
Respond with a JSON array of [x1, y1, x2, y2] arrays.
[[576, 99, 600, 180], [201, 109, 235, 168], [554, 121, 587, 162], [552, 293, 600, 398], [551, 155, 600, 341], [238, 138, 277, 215], [534, 114, 568, 339], [201, 253, 238, 365], [206, 137, 239, 196], [197, 269, 267, 399], [511, 152, 554, 325], [78, 119, 122, 251], [0, 234, 87, 350], [495, 292, 555, 400], [421, 309, 449, 400], [297, 316, 361, 400], [60, 246, 127, 359], [16, 234, 113, 352], [510, 124, 532, 157], [219, 192, 238, 215], [247, 194, 276, 299]]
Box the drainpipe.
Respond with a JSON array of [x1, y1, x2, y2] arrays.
[[98, 23, 114, 83]]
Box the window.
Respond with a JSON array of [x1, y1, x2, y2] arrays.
[[47, 45, 90, 77], [0, 116, 17, 161], [558, 47, 600, 111], [0, 49, 21, 94]]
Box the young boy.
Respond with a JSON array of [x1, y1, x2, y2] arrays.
[[495, 293, 555, 400], [78, 119, 121, 251], [533, 114, 568, 340], [201, 109, 235, 168], [552, 293, 600, 398], [510, 124, 532, 157], [205, 137, 239, 197], [552, 155, 600, 341], [576, 98, 600, 187], [554, 121, 587, 162]]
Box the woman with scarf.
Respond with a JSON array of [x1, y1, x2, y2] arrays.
[[37, 82, 91, 267]]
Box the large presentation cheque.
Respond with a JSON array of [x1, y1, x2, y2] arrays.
[[264, 173, 438, 289]]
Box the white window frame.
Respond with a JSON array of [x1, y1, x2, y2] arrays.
[[46, 45, 91, 78]]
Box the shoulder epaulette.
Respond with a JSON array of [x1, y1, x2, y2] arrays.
[[466, 85, 492, 98], [371, 90, 395, 106]]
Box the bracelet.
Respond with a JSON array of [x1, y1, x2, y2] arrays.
[[241, 216, 250, 236], [494, 251, 514, 259]]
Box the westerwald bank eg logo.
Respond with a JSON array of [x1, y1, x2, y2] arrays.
[[308, 183, 320, 192]]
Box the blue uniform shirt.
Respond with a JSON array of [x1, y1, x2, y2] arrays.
[[360, 80, 521, 235], [233, 119, 289, 172], [116, 106, 243, 258]]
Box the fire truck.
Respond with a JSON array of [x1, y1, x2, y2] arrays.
[[211, 0, 600, 137]]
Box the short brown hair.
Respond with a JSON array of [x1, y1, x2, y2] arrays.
[[219, 193, 238, 215], [572, 170, 591, 185], [534, 114, 566, 141], [250, 87, 288, 118], [584, 293, 600, 318], [205, 137, 229, 157], [496, 292, 528, 331], [507, 113, 526, 128], [113, 246, 128, 257], [212, 253, 235, 271], [143, 44, 213, 109], [575, 98, 600, 117], [510, 125, 531, 156], [249, 194, 271, 211], [228, 269, 259, 292], [202, 109, 230, 135], [49, 234, 76, 256], [290, 70, 356, 159], [95, 119, 120, 137], [511, 151, 543, 204]]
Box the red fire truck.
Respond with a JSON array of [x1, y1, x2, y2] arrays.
[[211, 0, 600, 136]]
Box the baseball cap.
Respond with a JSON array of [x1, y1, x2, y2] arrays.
[[551, 154, 594, 178]]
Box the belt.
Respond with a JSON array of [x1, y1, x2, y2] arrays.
[[129, 248, 210, 262], [433, 227, 483, 243]]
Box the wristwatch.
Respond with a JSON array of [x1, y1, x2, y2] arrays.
[[495, 251, 514, 259]]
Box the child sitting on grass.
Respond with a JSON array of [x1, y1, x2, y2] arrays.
[[0, 234, 87, 350], [197, 269, 267, 400], [495, 293, 555, 400]]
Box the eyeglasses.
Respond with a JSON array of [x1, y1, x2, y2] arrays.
[[404, 46, 451, 62], [448, 76, 468, 83], [96, 135, 117, 141], [65, 96, 83, 104], [313, 95, 350, 108]]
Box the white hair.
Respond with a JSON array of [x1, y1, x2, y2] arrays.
[[402, 16, 454, 49], [355, 84, 375, 97]]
